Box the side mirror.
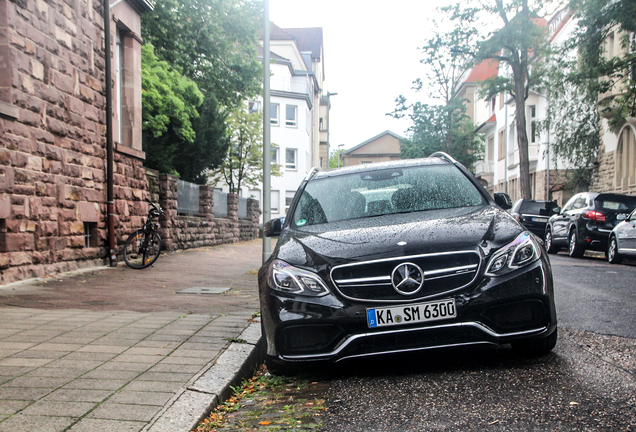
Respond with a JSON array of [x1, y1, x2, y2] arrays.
[[493, 192, 512, 210], [263, 217, 284, 237], [616, 213, 627, 222], [551, 206, 561, 215]]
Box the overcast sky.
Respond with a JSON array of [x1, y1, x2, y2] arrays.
[[269, 0, 451, 151]]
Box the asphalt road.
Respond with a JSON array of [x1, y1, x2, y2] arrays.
[[549, 251, 636, 338], [308, 252, 636, 431]]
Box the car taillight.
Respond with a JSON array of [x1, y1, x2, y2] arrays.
[[582, 210, 606, 222]]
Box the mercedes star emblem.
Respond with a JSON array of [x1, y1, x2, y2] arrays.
[[391, 262, 424, 295]]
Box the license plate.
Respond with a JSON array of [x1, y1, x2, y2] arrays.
[[367, 299, 456, 328], [532, 217, 548, 222]]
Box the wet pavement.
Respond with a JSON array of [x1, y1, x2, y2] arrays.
[[0, 239, 266, 432]]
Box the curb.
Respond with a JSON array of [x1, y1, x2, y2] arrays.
[[144, 322, 262, 432]]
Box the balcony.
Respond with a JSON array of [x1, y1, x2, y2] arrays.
[[271, 77, 311, 97], [475, 160, 494, 175]]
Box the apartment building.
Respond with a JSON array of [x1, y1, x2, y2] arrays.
[[222, 24, 329, 222]]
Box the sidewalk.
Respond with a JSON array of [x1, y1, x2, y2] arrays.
[[0, 239, 267, 432]]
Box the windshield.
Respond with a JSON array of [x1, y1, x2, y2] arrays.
[[291, 164, 486, 227]]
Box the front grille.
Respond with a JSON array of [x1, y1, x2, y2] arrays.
[[331, 251, 481, 302]]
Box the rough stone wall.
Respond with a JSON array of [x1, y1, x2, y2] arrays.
[[0, 0, 150, 284], [148, 172, 260, 253], [0, 0, 260, 284]]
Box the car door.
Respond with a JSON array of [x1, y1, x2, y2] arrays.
[[552, 194, 579, 240], [620, 209, 636, 252]]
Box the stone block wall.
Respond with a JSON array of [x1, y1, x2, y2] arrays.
[[143, 170, 260, 253]]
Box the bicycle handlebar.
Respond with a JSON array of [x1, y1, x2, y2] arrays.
[[145, 198, 165, 216]]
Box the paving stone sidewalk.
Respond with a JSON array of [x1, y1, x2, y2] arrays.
[[0, 239, 267, 432]]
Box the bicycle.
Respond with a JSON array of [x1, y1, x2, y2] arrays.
[[123, 198, 165, 269]]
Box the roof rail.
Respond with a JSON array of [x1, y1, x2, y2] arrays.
[[304, 167, 320, 181], [429, 152, 457, 164]]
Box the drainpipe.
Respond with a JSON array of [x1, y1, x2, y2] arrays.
[[104, 0, 116, 266]]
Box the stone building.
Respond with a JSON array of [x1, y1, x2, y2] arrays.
[[0, 0, 152, 283], [0, 0, 261, 284], [340, 131, 403, 167]]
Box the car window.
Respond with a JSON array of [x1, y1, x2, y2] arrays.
[[571, 196, 588, 210], [519, 201, 553, 216], [561, 195, 577, 213], [595, 195, 636, 213], [291, 164, 487, 226]]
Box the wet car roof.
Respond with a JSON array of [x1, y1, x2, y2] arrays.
[[311, 157, 451, 180]]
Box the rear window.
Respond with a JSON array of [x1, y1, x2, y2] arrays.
[[596, 195, 636, 212], [291, 164, 486, 227], [519, 201, 555, 216]]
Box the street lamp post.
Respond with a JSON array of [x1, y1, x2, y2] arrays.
[[337, 143, 345, 168]]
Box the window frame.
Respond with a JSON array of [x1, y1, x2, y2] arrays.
[[271, 190, 280, 214], [270, 103, 280, 126], [285, 148, 297, 171], [285, 105, 297, 128]]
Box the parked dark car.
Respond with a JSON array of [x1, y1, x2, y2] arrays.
[[607, 208, 636, 264], [509, 199, 560, 240], [544, 192, 636, 257], [259, 153, 558, 374]]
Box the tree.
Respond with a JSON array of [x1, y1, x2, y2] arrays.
[[395, 99, 484, 169], [141, 0, 262, 107], [440, 0, 555, 198], [211, 109, 281, 194], [539, 38, 601, 191], [328, 148, 345, 169], [390, 24, 483, 169], [141, 0, 263, 183], [569, 0, 636, 129], [141, 44, 203, 175]]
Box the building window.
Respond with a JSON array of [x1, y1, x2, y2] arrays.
[[361, 161, 373, 164], [286, 148, 297, 170], [498, 130, 505, 161], [271, 190, 280, 213], [529, 105, 536, 143], [270, 103, 279, 126], [616, 126, 635, 188], [271, 148, 279, 164], [83, 222, 97, 248], [487, 135, 495, 162], [319, 117, 325, 131], [116, 29, 123, 143], [285, 191, 295, 213], [248, 101, 261, 114], [286, 105, 297, 127]]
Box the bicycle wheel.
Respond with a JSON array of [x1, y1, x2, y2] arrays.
[[123, 229, 162, 269]]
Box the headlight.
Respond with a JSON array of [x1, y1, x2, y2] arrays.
[[269, 260, 330, 296], [485, 232, 542, 276]]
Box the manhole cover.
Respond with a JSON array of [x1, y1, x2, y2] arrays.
[[176, 287, 231, 295]]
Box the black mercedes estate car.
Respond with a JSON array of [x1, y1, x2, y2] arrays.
[[259, 153, 557, 374]]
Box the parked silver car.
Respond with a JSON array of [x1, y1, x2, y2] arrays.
[[607, 208, 636, 263]]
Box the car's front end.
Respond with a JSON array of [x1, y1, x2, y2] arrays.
[[259, 157, 557, 373]]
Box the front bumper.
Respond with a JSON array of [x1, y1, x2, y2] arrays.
[[260, 258, 557, 365]]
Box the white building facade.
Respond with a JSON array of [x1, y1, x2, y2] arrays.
[[218, 25, 328, 223]]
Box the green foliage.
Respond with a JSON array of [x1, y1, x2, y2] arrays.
[[390, 22, 483, 170], [397, 99, 484, 170], [539, 42, 601, 192], [569, 0, 636, 129], [328, 148, 345, 169], [141, 44, 203, 175], [210, 108, 281, 193], [141, 0, 262, 107]]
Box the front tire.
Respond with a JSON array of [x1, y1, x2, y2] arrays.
[[545, 229, 559, 254], [511, 328, 558, 356], [568, 229, 585, 258], [123, 229, 162, 269], [607, 236, 623, 264]]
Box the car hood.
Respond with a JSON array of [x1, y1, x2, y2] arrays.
[[273, 205, 524, 269]]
